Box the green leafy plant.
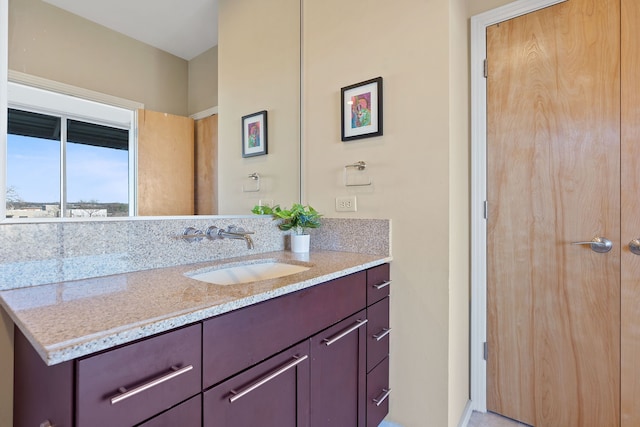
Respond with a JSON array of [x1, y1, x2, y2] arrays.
[[251, 203, 322, 235]]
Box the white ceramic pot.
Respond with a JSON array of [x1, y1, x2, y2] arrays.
[[291, 234, 310, 253]]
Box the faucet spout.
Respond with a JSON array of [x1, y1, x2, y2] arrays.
[[243, 234, 255, 250]]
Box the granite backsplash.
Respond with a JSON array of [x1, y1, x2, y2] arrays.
[[0, 217, 390, 290]]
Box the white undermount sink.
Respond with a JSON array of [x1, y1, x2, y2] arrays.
[[186, 261, 311, 285]]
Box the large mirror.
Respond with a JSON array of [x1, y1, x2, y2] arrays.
[[3, 0, 300, 220]]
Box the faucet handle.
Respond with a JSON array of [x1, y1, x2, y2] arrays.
[[205, 226, 222, 239], [179, 227, 204, 242], [227, 225, 255, 234]]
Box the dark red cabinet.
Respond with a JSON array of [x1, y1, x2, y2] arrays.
[[203, 340, 310, 427], [367, 358, 390, 427], [13, 264, 390, 427], [367, 263, 391, 306], [13, 329, 74, 427], [138, 395, 202, 427], [366, 264, 391, 427], [367, 296, 390, 373], [310, 310, 367, 427], [202, 271, 365, 389], [76, 323, 202, 427]]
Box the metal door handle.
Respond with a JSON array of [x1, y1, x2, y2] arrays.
[[229, 355, 308, 403], [571, 237, 613, 253], [629, 239, 640, 255], [372, 328, 391, 341], [372, 388, 391, 406], [110, 365, 193, 405], [323, 319, 368, 346], [373, 280, 391, 290]]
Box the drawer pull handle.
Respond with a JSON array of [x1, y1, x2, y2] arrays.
[[110, 364, 193, 405], [229, 355, 308, 403], [373, 388, 391, 406], [323, 319, 368, 346], [373, 328, 391, 341], [40, 421, 54, 427], [373, 280, 391, 290]]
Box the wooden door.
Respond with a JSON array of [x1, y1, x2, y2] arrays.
[[621, 0, 640, 425], [195, 114, 218, 215], [137, 109, 194, 216], [486, 0, 621, 425]]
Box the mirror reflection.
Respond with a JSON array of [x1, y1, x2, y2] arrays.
[[5, 0, 300, 219], [7, 107, 130, 218]]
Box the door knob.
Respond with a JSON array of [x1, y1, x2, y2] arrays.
[[571, 237, 613, 253], [629, 239, 640, 255]]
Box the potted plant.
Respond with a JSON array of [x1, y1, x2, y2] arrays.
[[252, 203, 322, 252]]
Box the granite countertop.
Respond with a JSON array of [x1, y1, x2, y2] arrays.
[[0, 250, 391, 366]]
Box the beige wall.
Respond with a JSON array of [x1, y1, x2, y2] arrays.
[[8, 0, 189, 116], [217, 0, 300, 214], [189, 45, 218, 116], [469, 0, 514, 16], [303, 0, 452, 425], [449, 0, 471, 423]]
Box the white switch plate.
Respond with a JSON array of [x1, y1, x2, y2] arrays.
[[335, 196, 357, 212]]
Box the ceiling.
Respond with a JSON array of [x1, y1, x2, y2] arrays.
[[42, 0, 218, 61]]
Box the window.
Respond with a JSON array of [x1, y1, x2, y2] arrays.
[[6, 82, 136, 218]]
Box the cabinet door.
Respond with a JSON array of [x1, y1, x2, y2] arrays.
[[310, 310, 367, 427], [203, 340, 310, 427], [13, 327, 73, 427]]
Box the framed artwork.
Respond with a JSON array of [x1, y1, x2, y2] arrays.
[[341, 77, 383, 141], [242, 110, 268, 157]]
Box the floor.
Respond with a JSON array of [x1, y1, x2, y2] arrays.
[[467, 411, 531, 427]]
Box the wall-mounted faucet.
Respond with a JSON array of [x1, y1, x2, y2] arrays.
[[206, 225, 255, 249]]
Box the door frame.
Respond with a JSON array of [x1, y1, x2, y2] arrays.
[[469, 0, 568, 413]]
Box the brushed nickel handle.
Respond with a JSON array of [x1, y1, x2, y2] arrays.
[[373, 388, 391, 406], [373, 328, 391, 341], [629, 239, 640, 255], [110, 365, 193, 405], [229, 355, 308, 403], [40, 421, 53, 427], [323, 319, 368, 346], [373, 280, 391, 290], [571, 237, 613, 253]]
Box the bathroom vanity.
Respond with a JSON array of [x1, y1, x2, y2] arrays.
[[6, 253, 391, 427]]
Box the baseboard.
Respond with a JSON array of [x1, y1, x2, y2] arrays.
[[457, 400, 474, 427], [377, 401, 473, 427]]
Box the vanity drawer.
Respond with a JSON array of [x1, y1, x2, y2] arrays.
[[203, 271, 366, 389], [366, 357, 390, 427], [76, 324, 202, 427], [203, 340, 310, 427], [367, 264, 390, 306], [367, 297, 390, 373]]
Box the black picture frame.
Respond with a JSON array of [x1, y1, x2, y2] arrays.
[[242, 110, 268, 157], [341, 77, 383, 141]]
